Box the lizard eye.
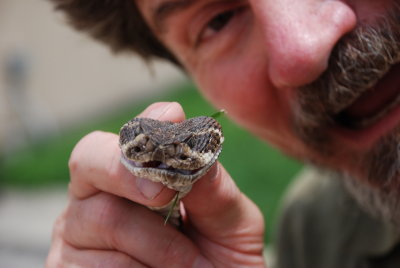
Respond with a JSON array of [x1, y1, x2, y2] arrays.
[[132, 146, 141, 153], [179, 155, 188, 160]]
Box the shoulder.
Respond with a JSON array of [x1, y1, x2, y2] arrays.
[[272, 167, 400, 268], [280, 167, 348, 215], [273, 167, 358, 268]]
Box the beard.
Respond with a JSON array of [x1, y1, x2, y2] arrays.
[[293, 4, 400, 225]]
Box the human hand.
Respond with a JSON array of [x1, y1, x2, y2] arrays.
[[46, 102, 266, 267]]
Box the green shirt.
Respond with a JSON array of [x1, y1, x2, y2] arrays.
[[273, 168, 400, 268]]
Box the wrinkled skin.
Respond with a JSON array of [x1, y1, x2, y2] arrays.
[[47, 0, 400, 267]]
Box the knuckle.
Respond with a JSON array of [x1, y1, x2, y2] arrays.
[[68, 131, 109, 175], [89, 194, 125, 235], [50, 251, 68, 268], [104, 153, 124, 185], [62, 193, 127, 248], [67, 153, 80, 178], [160, 234, 198, 268], [89, 194, 137, 249], [45, 251, 61, 268], [51, 211, 67, 240], [218, 180, 242, 210], [59, 201, 83, 244], [46, 236, 69, 268], [68, 135, 86, 173], [102, 252, 138, 268]]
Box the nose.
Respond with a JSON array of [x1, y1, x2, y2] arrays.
[[250, 0, 356, 88]]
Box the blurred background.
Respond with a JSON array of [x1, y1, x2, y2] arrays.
[[0, 0, 302, 267]]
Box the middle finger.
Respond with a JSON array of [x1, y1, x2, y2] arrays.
[[62, 192, 210, 268]]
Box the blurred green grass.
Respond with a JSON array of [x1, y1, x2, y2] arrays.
[[0, 82, 302, 242]]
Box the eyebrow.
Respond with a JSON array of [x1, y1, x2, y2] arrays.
[[152, 0, 197, 33]]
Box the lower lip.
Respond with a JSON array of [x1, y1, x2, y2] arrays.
[[331, 65, 400, 149]]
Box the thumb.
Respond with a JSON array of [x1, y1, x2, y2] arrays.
[[138, 101, 185, 122], [183, 162, 265, 250], [129, 101, 186, 205]]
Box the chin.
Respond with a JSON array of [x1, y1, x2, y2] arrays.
[[342, 169, 400, 226], [289, 3, 400, 224], [313, 124, 400, 226]]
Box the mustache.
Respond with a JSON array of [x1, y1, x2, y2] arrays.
[[294, 6, 400, 146]]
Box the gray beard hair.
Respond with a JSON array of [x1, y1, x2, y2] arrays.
[[346, 125, 400, 225], [343, 172, 400, 226], [293, 4, 400, 224], [294, 6, 400, 152]]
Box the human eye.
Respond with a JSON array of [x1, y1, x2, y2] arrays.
[[207, 10, 235, 34], [195, 7, 245, 46]]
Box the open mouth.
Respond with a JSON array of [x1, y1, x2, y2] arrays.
[[121, 155, 203, 177], [333, 63, 400, 133]]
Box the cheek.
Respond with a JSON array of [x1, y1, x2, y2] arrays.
[[192, 54, 294, 145], [349, 0, 397, 23], [199, 59, 268, 118]]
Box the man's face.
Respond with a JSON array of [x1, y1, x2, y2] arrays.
[[136, 0, 400, 210]]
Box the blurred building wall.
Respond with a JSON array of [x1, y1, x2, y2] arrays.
[[0, 0, 186, 152]]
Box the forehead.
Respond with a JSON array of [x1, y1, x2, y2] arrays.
[[135, 0, 198, 18], [134, 0, 153, 15], [136, 0, 180, 15], [135, 0, 198, 34], [134, 0, 162, 33], [134, 0, 167, 24]]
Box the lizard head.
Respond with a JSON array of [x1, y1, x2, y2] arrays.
[[119, 116, 223, 189]]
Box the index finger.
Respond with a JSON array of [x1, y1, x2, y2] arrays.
[[182, 163, 266, 258], [68, 102, 185, 208]]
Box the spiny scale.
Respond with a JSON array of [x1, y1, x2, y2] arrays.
[[119, 116, 224, 227]]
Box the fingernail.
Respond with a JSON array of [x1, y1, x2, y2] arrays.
[[136, 177, 164, 200], [146, 102, 173, 119], [193, 255, 213, 268], [207, 163, 220, 182]]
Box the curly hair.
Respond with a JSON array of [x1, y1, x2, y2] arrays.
[[49, 0, 179, 65]]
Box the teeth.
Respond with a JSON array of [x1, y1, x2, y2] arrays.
[[347, 92, 400, 129], [124, 158, 199, 176], [157, 163, 169, 169], [128, 159, 143, 167], [179, 170, 192, 175]]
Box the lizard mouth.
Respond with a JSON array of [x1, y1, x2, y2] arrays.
[[121, 156, 203, 176], [120, 154, 206, 178], [118, 116, 224, 191], [120, 150, 220, 191]]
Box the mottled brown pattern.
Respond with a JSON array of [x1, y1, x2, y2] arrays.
[[118, 116, 224, 226], [119, 116, 223, 170]]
